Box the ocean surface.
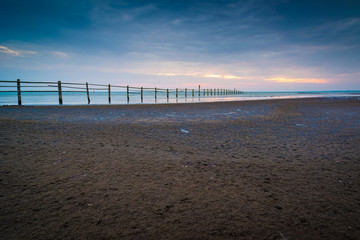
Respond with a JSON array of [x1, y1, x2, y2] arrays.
[[0, 91, 359, 106]]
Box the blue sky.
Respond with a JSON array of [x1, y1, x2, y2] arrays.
[[0, 0, 359, 90]]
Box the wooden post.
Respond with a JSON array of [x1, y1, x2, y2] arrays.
[[207, 89, 209, 96], [155, 87, 157, 101], [58, 81, 63, 105], [210, 89, 212, 96], [176, 88, 178, 98], [127, 85, 129, 103], [167, 89, 169, 101], [218, 89, 219, 95], [185, 88, 187, 98], [17, 79, 21, 106], [141, 87, 143, 103], [108, 84, 111, 103], [192, 89, 194, 97], [86, 82, 90, 104]]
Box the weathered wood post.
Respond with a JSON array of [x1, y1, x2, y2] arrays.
[[86, 82, 90, 104], [167, 88, 169, 101], [203, 89, 205, 96], [192, 89, 194, 97], [127, 85, 129, 103], [17, 79, 21, 106], [58, 81, 63, 105], [185, 88, 187, 98], [210, 89, 212, 96], [108, 84, 111, 103], [198, 85, 201, 97], [207, 89, 209, 96], [155, 87, 157, 101], [141, 87, 143, 103], [218, 89, 219, 95], [176, 88, 178, 99]]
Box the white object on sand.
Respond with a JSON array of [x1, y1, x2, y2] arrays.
[[180, 128, 190, 134]]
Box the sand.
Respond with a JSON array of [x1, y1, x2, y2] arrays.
[[0, 97, 359, 240]]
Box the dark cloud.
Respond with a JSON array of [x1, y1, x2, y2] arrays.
[[0, 0, 359, 90], [0, 0, 94, 41]]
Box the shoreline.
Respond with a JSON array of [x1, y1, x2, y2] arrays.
[[1, 92, 359, 107], [1, 97, 359, 124], [1, 95, 358, 108]]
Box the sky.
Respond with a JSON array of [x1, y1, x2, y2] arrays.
[[0, 0, 359, 91]]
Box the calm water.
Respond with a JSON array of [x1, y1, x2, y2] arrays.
[[0, 91, 359, 106]]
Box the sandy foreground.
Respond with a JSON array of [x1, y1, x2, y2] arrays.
[[0, 97, 359, 240]]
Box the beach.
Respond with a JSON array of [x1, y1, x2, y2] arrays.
[[0, 97, 359, 239]]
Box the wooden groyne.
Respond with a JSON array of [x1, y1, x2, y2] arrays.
[[0, 79, 243, 105]]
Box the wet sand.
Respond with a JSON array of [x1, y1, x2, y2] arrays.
[[1, 98, 359, 239]]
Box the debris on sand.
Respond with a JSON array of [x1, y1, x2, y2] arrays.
[[180, 128, 190, 134]]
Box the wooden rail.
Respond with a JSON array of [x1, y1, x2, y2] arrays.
[[0, 79, 243, 105]]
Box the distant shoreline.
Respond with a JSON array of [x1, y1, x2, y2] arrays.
[[1, 97, 359, 124], [1, 90, 359, 106]]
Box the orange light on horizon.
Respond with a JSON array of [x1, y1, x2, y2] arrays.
[[266, 77, 327, 84], [203, 74, 221, 78], [223, 75, 246, 79], [155, 72, 245, 80]]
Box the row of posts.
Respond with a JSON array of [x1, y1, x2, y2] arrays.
[[15, 79, 242, 105]]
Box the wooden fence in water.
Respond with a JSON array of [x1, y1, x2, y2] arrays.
[[0, 79, 242, 105]]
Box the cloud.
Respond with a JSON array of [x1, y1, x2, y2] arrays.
[[155, 72, 245, 80], [0, 45, 37, 57], [265, 77, 327, 84], [294, 17, 360, 46], [50, 51, 69, 57], [0, 45, 21, 56], [316, 18, 360, 33]]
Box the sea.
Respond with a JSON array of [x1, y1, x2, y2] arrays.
[[0, 91, 359, 106]]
